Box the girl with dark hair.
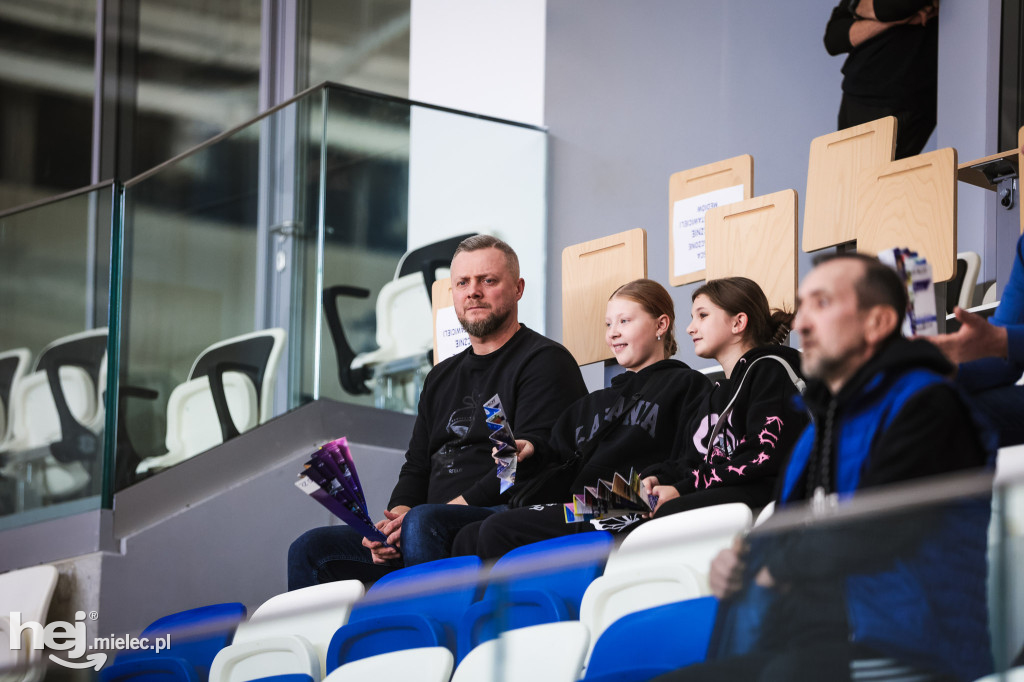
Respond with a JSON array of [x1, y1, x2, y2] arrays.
[[450, 279, 711, 558], [642, 277, 807, 518]]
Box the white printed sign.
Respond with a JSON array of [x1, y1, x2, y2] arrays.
[[435, 305, 472, 363], [672, 184, 745, 278]]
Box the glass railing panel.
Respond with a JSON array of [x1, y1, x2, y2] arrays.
[[309, 86, 412, 413], [0, 184, 114, 527], [116, 91, 324, 489], [18, 466, 1013, 682], [313, 84, 548, 415]]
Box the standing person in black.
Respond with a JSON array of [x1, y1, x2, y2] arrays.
[[642, 277, 807, 518], [825, 0, 939, 159], [287, 235, 587, 589], [451, 279, 712, 559]]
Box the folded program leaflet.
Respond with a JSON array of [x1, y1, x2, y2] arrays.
[[295, 436, 389, 545]]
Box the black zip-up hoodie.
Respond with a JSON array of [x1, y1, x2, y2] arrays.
[[644, 345, 808, 500]]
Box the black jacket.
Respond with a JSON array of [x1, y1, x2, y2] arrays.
[[645, 345, 808, 500], [824, 0, 937, 109]]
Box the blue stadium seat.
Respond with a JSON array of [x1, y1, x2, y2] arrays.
[[457, 531, 613, 662], [100, 602, 247, 682], [582, 596, 718, 681], [325, 556, 483, 672]]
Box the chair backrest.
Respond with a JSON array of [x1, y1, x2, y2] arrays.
[[753, 501, 776, 528], [326, 613, 447, 671], [188, 328, 286, 425], [561, 229, 647, 365], [0, 565, 59, 682], [234, 581, 366, 668], [484, 531, 614, 617], [583, 597, 718, 681], [955, 251, 982, 310], [209, 638, 318, 682], [609, 503, 753, 586], [451, 621, 589, 682], [356, 273, 435, 365], [578, 563, 705, 663], [163, 373, 259, 461], [32, 328, 108, 463], [349, 556, 482, 629], [322, 646, 453, 682], [705, 189, 798, 312], [396, 232, 476, 298], [104, 602, 247, 682], [855, 147, 958, 282], [0, 348, 31, 441], [803, 117, 896, 253]]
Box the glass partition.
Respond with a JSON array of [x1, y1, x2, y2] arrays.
[[11, 466, 1014, 681], [0, 81, 548, 526], [115, 82, 547, 489], [312, 86, 548, 414], [0, 184, 113, 526]]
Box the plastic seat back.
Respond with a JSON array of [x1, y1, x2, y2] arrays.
[[578, 563, 705, 665], [232, 580, 365, 676], [483, 531, 614, 613], [322, 646, 453, 682], [135, 329, 286, 475], [583, 597, 718, 681], [610, 503, 753, 590], [349, 556, 482, 628], [0, 348, 31, 443], [187, 328, 286, 425], [165, 374, 258, 458], [209, 638, 318, 682], [451, 621, 589, 682], [0, 565, 59, 682], [456, 532, 612, 663], [101, 602, 246, 682], [326, 614, 447, 671]]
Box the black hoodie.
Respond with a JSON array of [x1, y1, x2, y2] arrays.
[[644, 345, 808, 500], [540, 359, 712, 492]]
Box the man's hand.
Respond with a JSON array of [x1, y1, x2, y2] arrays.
[[922, 306, 1008, 365], [362, 507, 408, 564], [709, 536, 748, 600], [492, 439, 535, 464], [448, 495, 468, 505]]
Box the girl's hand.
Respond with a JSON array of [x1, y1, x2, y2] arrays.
[[647, 484, 680, 516]]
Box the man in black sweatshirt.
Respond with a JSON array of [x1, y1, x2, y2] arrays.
[[825, 0, 938, 159], [288, 235, 587, 588]]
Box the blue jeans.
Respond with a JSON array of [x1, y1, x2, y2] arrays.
[[287, 503, 505, 590]]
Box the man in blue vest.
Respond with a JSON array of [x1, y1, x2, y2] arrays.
[[656, 253, 993, 682]]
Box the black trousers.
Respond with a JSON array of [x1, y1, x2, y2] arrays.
[[838, 93, 936, 160]]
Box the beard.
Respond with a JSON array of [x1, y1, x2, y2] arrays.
[[458, 303, 513, 338]]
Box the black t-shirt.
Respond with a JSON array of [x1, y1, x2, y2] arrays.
[[388, 325, 588, 509]]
